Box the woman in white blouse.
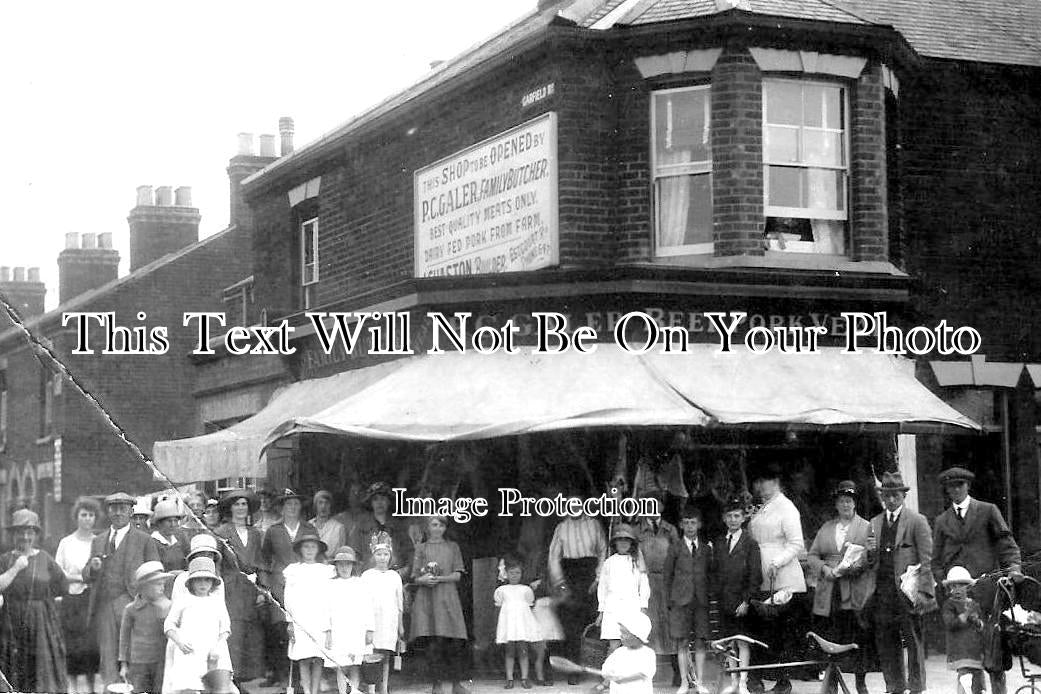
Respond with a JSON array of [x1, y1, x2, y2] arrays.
[[748, 463, 806, 694], [54, 496, 101, 694]]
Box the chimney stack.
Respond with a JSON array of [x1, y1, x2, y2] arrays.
[[58, 233, 120, 303], [279, 117, 294, 155], [228, 122, 281, 229], [127, 184, 201, 272], [0, 265, 46, 322]]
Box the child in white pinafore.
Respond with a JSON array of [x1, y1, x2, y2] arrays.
[[494, 557, 541, 688], [325, 545, 375, 694], [597, 524, 650, 652], [285, 533, 336, 694], [360, 533, 404, 694], [162, 557, 233, 694]]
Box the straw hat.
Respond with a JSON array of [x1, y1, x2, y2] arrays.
[[131, 496, 153, 518], [943, 566, 976, 587], [9, 509, 41, 531], [292, 532, 328, 555], [152, 499, 182, 522], [186, 556, 222, 586], [187, 533, 221, 561], [132, 561, 172, 589]]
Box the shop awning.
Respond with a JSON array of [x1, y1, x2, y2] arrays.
[[152, 359, 406, 484], [154, 344, 979, 482]]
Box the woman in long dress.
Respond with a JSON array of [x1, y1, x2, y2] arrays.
[[410, 516, 470, 694], [633, 502, 678, 659], [55, 497, 100, 693], [0, 509, 68, 693]]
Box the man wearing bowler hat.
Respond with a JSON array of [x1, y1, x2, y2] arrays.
[[865, 471, 935, 694], [932, 467, 1022, 694], [83, 491, 160, 687]]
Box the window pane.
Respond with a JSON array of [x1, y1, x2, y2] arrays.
[[767, 166, 802, 208], [655, 90, 710, 165], [657, 174, 712, 248], [805, 168, 844, 210], [803, 130, 844, 166], [765, 82, 801, 125], [766, 126, 799, 163]]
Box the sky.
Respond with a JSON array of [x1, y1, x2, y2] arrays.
[[1, 0, 537, 310]]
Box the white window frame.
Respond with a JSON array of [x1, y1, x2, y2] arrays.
[[650, 84, 713, 256], [762, 78, 850, 222], [300, 217, 319, 309]]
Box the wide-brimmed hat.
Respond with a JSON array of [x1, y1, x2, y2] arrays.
[[132, 560, 172, 588], [131, 496, 153, 518], [832, 480, 858, 498], [878, 471, 910, 492], [9, 509, 41, 531], [939, 467, 975, 486], [610, 524, 638, 543], [275, 488, 306, 506], [722, 494, 750, 514], [332, 546, 358, 563], [749, 462, 783, 482], [218, 488, 260, 517], [363, 482, 394, 505], [104, 491, 136, 507], [187, 533, 221, 561], [186, 556, 222, 586], [617, 610, 652, 643], [292, 532, 328, 555], [152, 499, 183, 522], [943, 566, 976, 586]]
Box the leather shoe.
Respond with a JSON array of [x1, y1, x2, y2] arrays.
[[567, 676, 580, 686]]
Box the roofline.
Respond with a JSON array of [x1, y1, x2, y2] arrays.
[[0, 225, 240, 349], [240, 16, 592, 200]]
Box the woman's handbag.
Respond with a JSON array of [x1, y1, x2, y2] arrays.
[[580, 623, 608, 669], [750, 576, 792, 619]]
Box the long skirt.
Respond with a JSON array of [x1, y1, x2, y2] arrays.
[[0, 598, 67, 693], [646, 571, 676, 654], [812, 595, 878, 675], [61, 591, 99, 675]]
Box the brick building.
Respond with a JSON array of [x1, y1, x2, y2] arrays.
[[0, 132, 290, 540], [156, 0, 1041, 554]]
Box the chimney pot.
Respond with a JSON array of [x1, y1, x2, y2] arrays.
[[155, 186, 173, 206], [259, 134, 277, 157], [237, 132, 255, 156], [13, 267, 25, 282], [98, 232, 113, 250], [174, 186, 193, 206], [27, 267, 40, 282], [136, 185, 155, 207], [82, 233, 97, 249], [279, 116, 295, 155], [0, 267, 9, 282], [65, 232, 80, 249]]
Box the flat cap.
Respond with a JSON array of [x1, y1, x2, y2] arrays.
[[104, 492, 136, 506], [939, 467, 975, 485]]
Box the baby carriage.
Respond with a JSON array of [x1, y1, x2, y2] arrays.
[[994, 575, 1041, 694]]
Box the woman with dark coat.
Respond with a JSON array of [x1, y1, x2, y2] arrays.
[[214, 488, 267, 686], [0, 509, 68, 693]]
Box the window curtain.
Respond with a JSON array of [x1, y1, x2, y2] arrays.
[[657, 149, 693, 248]]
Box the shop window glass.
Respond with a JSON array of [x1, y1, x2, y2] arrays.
[[763, 79, 848, 254], [651, 86, 713, 255]]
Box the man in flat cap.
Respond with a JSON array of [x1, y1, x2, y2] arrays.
[[83, 491, 160, 686], [932, 467, 1022, 694]]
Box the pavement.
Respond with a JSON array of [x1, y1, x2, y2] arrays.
[[242, 654, 1040, 694]]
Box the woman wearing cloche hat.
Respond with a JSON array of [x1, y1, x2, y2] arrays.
[[163, 556, 233, 694], [0, 508, 68, 694]]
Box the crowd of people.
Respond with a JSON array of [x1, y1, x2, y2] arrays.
[[0, 464, 1031, 694]]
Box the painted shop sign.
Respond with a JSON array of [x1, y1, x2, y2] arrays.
[[414, 113, 559, 278]]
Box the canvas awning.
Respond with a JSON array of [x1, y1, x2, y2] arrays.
[[154, 344, 979, 483]]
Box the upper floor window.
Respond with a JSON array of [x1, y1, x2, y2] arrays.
[[0, 368, 7, 450], [763, 79, 848, 254], [38, 368, 56, 439], [300, 217, 319, 309], [651, 85, 713, 255]]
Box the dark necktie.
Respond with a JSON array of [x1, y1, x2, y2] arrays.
[[957, 507, 965, 521], [728, 533, 736, 553], [107, 529, 117, 556]]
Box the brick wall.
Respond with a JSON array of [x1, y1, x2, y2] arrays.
[[850, 63, 888, 261]]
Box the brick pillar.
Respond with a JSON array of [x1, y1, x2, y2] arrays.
[[711, 46, 765, 256], [850, 62, 888, 262]]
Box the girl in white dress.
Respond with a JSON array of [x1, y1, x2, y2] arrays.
[[284, 533, 336, 694], [360, 534, 404, 694], [597, 524, 650, 651], [494, 557, 540, 688], [325, 546, 374, 694], [162, 557, 233, 694]]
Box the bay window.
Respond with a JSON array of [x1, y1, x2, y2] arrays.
[[651, 86, 713, 255], [763, 79, 849, 254]]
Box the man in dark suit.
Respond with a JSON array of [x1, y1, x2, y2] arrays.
[[865, 471, 936, 694], [932, 467, 1022, 694], [663, 504, 713, 694], [714, 495, 762, 694], [83, 491, 160, 686]]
